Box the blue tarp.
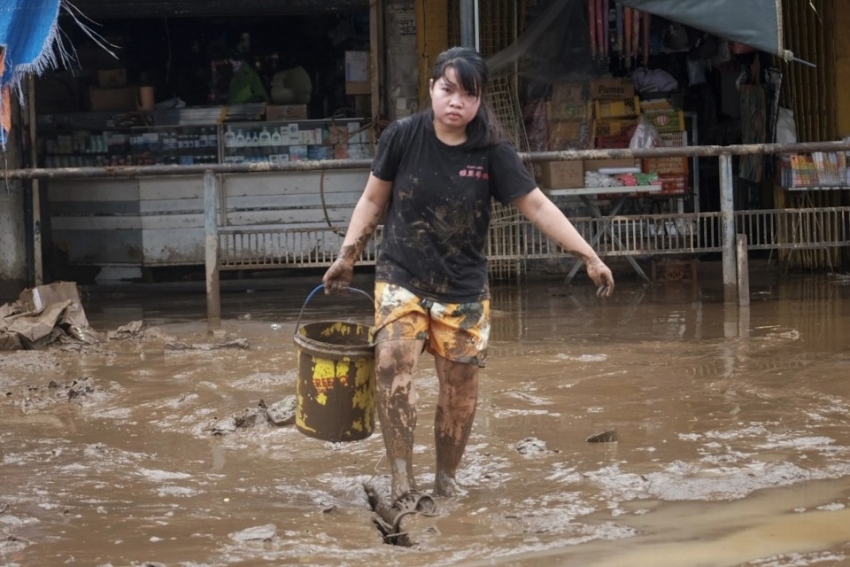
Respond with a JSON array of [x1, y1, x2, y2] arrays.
[[0, 0, 62, 145]]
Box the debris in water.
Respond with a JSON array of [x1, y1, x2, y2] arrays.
[[230, 524, 277, 542], [210, 396, 298, 435], [107, 320, 144, 340], [262, 396, 297, 426], [515, 437, 557, 456], [363, 482, 438, 547], [165, 338, 249, 351], [586, 429, 618, 443]]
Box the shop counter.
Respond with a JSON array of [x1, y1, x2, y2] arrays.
[[46, 168, 369, 269]]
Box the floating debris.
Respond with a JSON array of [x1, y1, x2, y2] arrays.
[[165, 338, 249, 351], [586, 429, 618, 443], [210, 396, 298, 435], [230, 524, 277, 543], [262, 396, 297, 426], [515, 437, 556, 456]]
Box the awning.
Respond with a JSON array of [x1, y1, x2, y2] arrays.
[[487, 0, 796, 82], [617, 0, 791, 60]]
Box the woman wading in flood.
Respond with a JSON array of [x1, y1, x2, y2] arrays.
[[323, 46, 614, 507]]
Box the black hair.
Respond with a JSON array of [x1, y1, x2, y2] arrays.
[[431, 46, 507, 148]]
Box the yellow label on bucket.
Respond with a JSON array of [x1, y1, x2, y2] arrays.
[[312, 357, 349, 405]]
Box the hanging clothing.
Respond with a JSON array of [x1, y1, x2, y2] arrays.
[[740, 84, 767, 183]]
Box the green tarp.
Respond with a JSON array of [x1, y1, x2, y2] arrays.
[[617, 0, 790, 60]]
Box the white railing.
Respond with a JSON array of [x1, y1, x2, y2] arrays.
[[218, 207, 850, 270]]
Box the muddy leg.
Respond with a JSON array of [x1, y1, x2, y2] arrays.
[[433, 356, 479, 497], [375, 339, 424, 501]]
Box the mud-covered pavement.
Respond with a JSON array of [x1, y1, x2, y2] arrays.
[[2, 268, 850, 567]]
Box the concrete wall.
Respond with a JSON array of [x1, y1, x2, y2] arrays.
[[0, 99, 27, 302]]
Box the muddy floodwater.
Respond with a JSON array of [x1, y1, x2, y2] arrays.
[[2, 267, 850, 567]]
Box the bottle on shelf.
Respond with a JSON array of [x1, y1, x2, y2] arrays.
[[235, 129, 246, 148], [259, 127, 271, 147], [224, 127, 236, 148]]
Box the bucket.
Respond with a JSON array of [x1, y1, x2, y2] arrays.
[[293, 285, 376, 442]]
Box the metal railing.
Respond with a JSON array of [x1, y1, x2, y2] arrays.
[[7, 139, 850, 329], [214, 207, 850, 266]]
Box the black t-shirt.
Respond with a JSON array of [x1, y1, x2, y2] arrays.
[[371, 111, 537, 302]]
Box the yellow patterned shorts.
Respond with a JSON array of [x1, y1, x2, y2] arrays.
[[373, 281, 491, 367]]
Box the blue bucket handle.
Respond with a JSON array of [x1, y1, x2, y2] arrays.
[[295, 284, 374, 334]]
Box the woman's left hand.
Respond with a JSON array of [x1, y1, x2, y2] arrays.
[[586, 257, 615, 297]]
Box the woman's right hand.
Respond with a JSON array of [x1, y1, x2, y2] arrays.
[[322, 256, 355, 294]]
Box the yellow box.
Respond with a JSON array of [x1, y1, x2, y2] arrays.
[[593, 118, 638, 137], [594, 96, 640, 119], [643, 109, 686, 133], [590, 78, 635, 100]]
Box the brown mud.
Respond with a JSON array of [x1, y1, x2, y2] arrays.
[[2, 268, 850, 566]]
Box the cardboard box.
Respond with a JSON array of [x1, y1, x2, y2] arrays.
[[643, 109, 686, 133], [548, 119, 594, 150], [89, 85, 137, 111], [593, 118, 638, 137], [539, 160, 584, 189], [18, 281, 90, 328], [345, 51, 371, 95], [98, 68, 127, 88], [590, 78, 635, 100], [546, 100, 592, 120], [584, 158, 640, 172], [266, 104, 308, 121], [594, 96, 640, 118], [642, 156, 689, 175], [551, 83, 590, 104]]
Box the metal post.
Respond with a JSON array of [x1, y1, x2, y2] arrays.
[[460, 0, 477, 49], [27, 75, 43, 286], [736, 234, 750, 306], [204, 171, 221, 332], [719, 153, 737, 304]]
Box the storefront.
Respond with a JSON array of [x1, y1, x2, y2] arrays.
[[35, 1, 377, 278], [33, 0, 849, 281]]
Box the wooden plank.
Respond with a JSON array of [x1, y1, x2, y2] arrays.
[[51, 216, 142, 231], [140, 213, 204, 230], [51, 229, 143, 265], [143, 228, 205, 265], [222, 170, 369, 197], [224, 191, 362, 210], [139, 176, 205, 201], [46, 179, 139, 202], [139, 198, 204, 213], [225, 208, 353, 226], [416, 0, 449, 106]]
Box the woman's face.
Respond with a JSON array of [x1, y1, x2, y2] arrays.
[[429, 67, 481, 133]]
